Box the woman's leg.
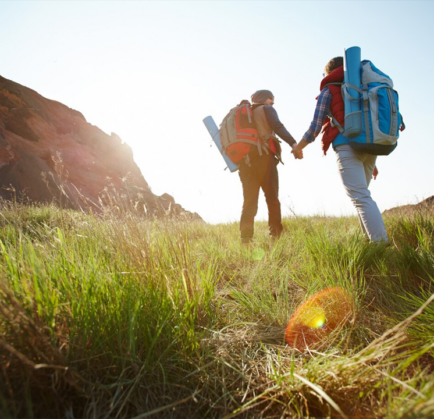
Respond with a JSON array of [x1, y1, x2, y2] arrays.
[[335, 145, 388, 242], [358, 153, 377, 238]]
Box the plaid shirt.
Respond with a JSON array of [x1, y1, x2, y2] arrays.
[[302, 88, 332, 143]]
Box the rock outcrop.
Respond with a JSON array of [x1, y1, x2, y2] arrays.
[[0, 75, 201, 220], [383, 196, 434, 216]]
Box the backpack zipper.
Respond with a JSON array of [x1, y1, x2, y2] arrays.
[[386, 88, 398, 136]]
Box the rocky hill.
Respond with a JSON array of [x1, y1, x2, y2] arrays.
[[0, 75, 200, 219], [383, 196, 434, 216]]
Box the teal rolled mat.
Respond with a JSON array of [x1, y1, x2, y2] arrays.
[[343, 46, 363, 138], [203, 115, 239, 172]]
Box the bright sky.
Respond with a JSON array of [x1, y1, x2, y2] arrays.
[[1, 1, 433, 224]]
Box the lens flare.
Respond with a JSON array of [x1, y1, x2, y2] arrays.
[[299, 306, 326, 329], [252, 247, 265, 261], [285, 287, 354, 350]]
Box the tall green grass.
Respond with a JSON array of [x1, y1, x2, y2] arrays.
[[0, 199, 433, 418]]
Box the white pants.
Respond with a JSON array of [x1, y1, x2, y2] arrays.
[[335, 144, 388, 242]]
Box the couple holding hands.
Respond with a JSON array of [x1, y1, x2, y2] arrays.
[[239, 56, 388, 246]]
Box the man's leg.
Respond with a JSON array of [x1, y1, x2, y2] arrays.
[[261, 155, 283, 238], [239, 163, 261, 243], [335, 145, 388, 242]]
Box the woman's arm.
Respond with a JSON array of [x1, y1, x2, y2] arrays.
[[292, 88, 332, 159]]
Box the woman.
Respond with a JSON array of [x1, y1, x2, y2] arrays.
[[291, 57, 387, 242]]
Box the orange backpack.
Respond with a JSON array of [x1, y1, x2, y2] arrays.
[[219, 100, 263, 164]]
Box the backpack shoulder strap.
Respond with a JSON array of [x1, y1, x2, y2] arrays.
[[321, 83, 345, 134], [323, 82, 342, 88], [327, 111, 344, 134]]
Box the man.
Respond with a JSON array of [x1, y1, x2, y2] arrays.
[[239, 90, 300, 245]]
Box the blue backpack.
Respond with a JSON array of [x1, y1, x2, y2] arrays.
[[333, 60, 405, 155]]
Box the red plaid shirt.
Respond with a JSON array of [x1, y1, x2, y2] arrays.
[[302, 88, 332, 143]]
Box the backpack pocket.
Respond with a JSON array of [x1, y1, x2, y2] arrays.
[[368, 86, 400, 145], [226, 143, 251, 163]]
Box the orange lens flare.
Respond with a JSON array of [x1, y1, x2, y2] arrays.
[[285, 287, 354, 350], [299, 306, 326, 329]]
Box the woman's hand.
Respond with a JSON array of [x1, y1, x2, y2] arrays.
[[291, 141, 308, 160], [291, 143, 303, 159]]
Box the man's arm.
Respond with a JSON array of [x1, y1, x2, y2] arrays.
[[263, 106, 296, 147]]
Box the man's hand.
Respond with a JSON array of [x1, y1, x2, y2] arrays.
[[373, 166, 378, 180], [291, 143, 303, 160]]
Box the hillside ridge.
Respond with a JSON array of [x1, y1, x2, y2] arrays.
[[0, 75, 200, 219]]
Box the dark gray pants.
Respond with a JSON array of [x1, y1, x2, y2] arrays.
[[239, 152, 283, 242]]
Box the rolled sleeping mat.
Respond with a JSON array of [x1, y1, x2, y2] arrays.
[[203, 116, 239, 172], [343, 46, 363, 138]]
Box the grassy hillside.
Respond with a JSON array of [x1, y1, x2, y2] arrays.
[[0, 200, 433, 418]]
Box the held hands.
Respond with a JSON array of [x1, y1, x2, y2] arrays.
[[291, 143, 303, 160]]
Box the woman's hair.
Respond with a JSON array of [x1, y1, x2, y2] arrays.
[[324, 56, 344, 75]]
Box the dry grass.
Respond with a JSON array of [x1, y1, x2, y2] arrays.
[[0, 197, 433, 418]]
